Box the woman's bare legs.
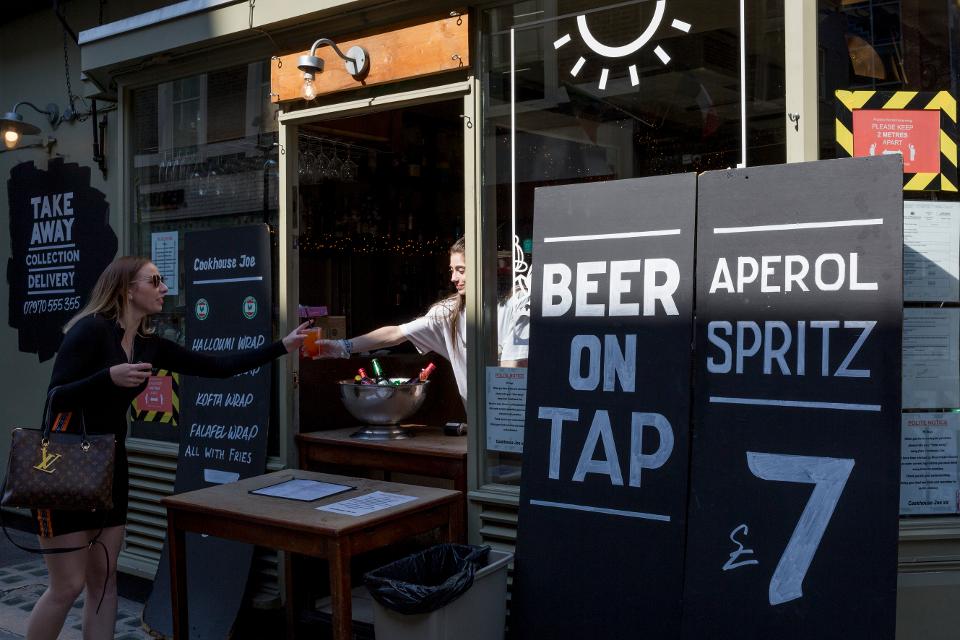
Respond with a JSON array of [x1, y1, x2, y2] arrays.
[[25, 530, 90, 640], [81, 525, 124, 640], [24, 525, 125, 640]]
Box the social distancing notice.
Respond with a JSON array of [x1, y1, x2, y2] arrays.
[[835, 89, 957, 191], [130, 370, 180, 425], [513, 156, 903, 640]]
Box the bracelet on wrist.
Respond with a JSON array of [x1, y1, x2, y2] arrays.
[[342, 338, 353, 355]]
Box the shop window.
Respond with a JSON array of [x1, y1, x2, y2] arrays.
[[818, 0, 958, 159], [295, 101, 468, 432], [128, 61, 280, 448], [818, 1, 960, 519], [480, 0, 786, 486]]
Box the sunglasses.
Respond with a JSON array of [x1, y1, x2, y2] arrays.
[[138, 274, 166, 288]]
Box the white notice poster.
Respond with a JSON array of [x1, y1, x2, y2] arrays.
[[151, 231, 179, 295], [903, 308, 960, 409], [316, 491, 417, 516], [485, 367, 527, 453], [900, 413, 960, 515], [904, 201, 960, 302]]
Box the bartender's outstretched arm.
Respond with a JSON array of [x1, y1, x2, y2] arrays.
[[315, 326, 406, 358]]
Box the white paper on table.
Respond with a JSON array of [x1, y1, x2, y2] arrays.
[[151, 231, 179, 296], [485, 367, 527, 454], [251, 478, 353, 501], [316, 491, 417, 517], [902, 308, 960, 408], [203, 468, 239, 484], [904, 201, 960, 302], [900, 412, 960, 515]]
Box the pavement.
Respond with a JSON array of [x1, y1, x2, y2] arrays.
[[0, 516, 154, 640], [0, 515, 361, 639]]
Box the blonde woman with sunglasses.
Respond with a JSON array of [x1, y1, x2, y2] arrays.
[[23, 256, 310, 640]]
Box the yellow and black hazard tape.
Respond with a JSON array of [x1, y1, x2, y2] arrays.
[[835, 89, 957, 192], [129, 370, 180, 425]]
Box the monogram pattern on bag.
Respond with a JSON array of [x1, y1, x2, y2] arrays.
[[2, 428, 115, 512]]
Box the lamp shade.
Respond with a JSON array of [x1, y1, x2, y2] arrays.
[[0, 111, 42, 137]]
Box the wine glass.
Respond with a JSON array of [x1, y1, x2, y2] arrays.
[[325, 144, 343, 181], [302, 151, 317, 185], [314, 143, 330, 183], [341, 145, 358, 182]]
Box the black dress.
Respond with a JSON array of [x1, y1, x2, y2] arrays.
[[33, 313, 287, 537]]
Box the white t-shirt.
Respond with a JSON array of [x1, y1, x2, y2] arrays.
[[400, 298, 467, 405]]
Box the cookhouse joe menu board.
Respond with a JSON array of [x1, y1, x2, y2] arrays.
[[145, 224, 273, 639]]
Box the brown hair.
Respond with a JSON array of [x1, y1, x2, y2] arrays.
[[63, 256, 154, 334], [446, 236, 466, 347]]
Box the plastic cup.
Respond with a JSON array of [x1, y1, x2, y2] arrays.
[[302, 326, 323, 358]]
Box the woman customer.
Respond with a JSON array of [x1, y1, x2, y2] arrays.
[[314, 237, 529, 405], [25, 256, 309, 640]]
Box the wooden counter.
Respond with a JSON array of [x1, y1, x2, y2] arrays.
[[297, 425, 468, 541]]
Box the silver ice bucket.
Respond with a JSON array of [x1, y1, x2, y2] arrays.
[[338, 379, 429, 440]]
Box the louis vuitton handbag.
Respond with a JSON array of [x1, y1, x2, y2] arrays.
[[1, 387, 115, 512], [0, 387, 116, 613]]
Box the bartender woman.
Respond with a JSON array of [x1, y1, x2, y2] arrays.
[[315, 237, 528, 406]]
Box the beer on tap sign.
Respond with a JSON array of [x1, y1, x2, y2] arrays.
[[514, 156, 903, 640]]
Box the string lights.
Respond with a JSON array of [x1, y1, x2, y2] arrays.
[[297, 235, 447, 256]]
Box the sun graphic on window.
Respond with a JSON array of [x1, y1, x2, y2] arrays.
[[553, 0, 692, 90]]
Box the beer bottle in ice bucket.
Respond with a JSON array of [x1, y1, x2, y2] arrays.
[[370, 358, 391, 385], [355, 368, 375, 385], [404, 362, 436, 385], [419, 362, 436, 382]]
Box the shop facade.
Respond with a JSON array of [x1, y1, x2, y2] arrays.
[[1, 0, 958, 636]]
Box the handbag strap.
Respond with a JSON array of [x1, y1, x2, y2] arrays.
[[41, 386, 89, 443], [0, 474, 110, 613]]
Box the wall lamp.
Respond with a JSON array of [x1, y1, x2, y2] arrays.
[[1, 102, 60, 150], [297, 38, 370, 101]]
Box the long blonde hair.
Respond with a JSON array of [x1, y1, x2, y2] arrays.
[[63, 256, 154, 334], [446, 237, 466, 347]]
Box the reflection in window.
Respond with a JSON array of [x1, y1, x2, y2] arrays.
[[818, 0, 958, 159], [480, 0, 786, 485], [129, 61, 280, 444]]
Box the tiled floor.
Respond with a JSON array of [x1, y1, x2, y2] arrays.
[[0, 560, 154, 640]]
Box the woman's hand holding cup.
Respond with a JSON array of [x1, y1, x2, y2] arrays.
[[283, 321, 314, 353]]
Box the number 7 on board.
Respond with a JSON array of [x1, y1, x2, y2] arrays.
[[746, 452, 855, 606]]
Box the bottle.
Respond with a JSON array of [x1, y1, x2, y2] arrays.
[[355, 368, 375, 385], [418, 362, 436, 382], [404, 362, 436, 384], [370, 358, 391, 385]]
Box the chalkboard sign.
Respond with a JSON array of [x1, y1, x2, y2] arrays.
[[681, 156, 903, 639], [5, 158, 117, 361], [512, 174, 697, 639], [144, 224, 273, 639]]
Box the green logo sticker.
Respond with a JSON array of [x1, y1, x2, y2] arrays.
[[195, 298, 210, 321], [242, 296, 258, 320]]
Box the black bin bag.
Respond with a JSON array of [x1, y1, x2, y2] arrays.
[[364, 544, 491, 615]]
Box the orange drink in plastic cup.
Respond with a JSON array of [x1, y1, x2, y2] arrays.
[[302, 326, 323, 358]]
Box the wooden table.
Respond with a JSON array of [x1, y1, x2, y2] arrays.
[[297, 425, 468, 540], [163, 470, 461, 640]]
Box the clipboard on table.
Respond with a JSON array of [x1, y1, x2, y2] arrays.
[[249, 477, 354, 502]]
